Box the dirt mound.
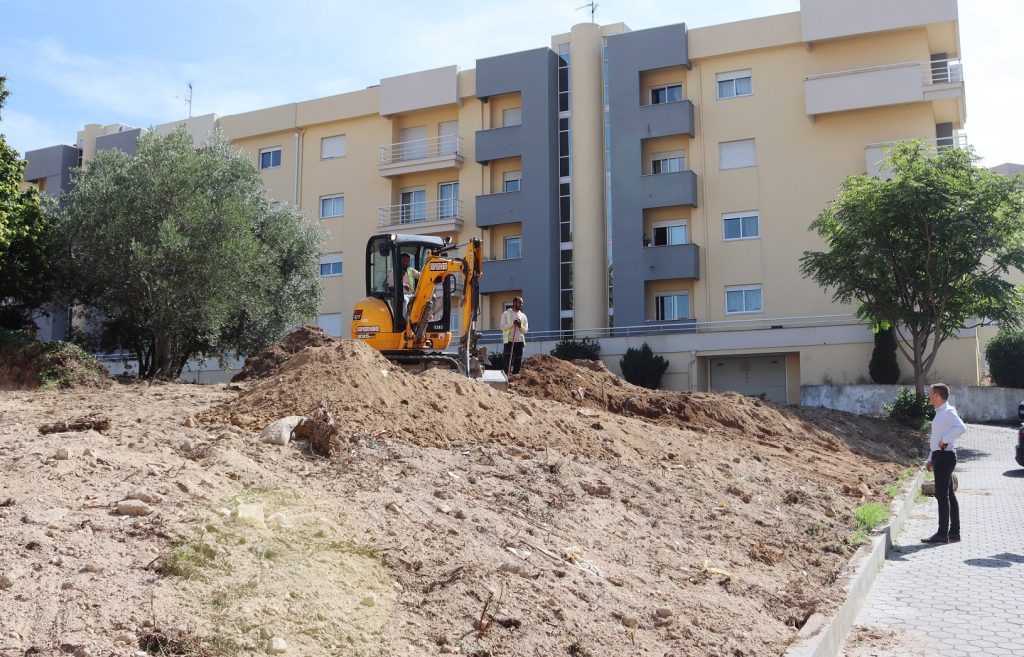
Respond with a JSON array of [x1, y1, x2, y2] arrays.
[[0, 332, 110, 390], [231, 325, 335, 382], [204, 340, 615, 458]]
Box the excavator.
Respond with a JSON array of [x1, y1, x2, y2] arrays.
[[351, 233, 499, 381]]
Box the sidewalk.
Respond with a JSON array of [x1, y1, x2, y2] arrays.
[[850, 424, 1024, 656]]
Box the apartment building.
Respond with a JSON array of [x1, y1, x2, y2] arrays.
[[26, 0, 984, 401]]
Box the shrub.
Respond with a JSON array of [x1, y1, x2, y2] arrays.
[[868, 326, 900, 384], [854, 502, 890, 531], [884, 386, 935, 427], [619, 343, 669, 389], [551, 337, 601, 361], [985, 329, 1024, 388]]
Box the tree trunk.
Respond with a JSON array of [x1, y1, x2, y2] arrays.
[[913, 334, 927, 398]]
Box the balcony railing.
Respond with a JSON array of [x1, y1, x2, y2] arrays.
[[378, 199, 464, 228], [924, 58, 963, 86], [379, 136, 463, 166], [805, 57, 965, 117], [866, 133, 968, 152]]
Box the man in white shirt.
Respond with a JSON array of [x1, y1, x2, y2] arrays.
[[499, 296, 528, 375], [922, 383, 966, 544]]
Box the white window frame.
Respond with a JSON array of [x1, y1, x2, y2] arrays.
[[722, 211, 760, 241], [399, 187, 427, 223], [502, 107, 522, 127], [320, 135, 346, 160], [651, 220, 688, 246], [319, 194, 345, 219], [650, 150, 685, 175], [716, 69, 752, 99], [504, 235, 522, 260], [503, 171, 522, 193], [725, 284, 763, 315], [719, 139, 756, 170], [438, 181, 459, 219], [319, 253, 343, 277], [259, 147, 282, 170], [650, 83, 683, 105], [655, 291, 690, 321]]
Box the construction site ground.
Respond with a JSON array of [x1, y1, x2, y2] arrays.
[[0, 332, 926, 657]]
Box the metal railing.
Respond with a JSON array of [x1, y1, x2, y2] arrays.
[[379, 135, 463, 166], [866, 133, 968, 152], [471, 313, 864, 343], [378, 199, 464, 227], [924, 57, 963, 86]]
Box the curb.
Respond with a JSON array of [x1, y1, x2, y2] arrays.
[[783, 469, 924, 657]]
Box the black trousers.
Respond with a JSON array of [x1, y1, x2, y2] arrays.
[[502, 341, 524, 374], [932, 450, 959, 536]]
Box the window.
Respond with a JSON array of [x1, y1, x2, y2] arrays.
[[259, 147, 281, 170], [656, 293, 689, 321], [503, 171, 522, 193], [400, 189, 426, 223], [321, 135, 346, 159], [723, 211, 759, 240], [439, 182, 459, 219], [652, 221, 687, 246], [438, 121, 458, 156], [319, 253, 343, 277], [504, 236, 522, 260], [719, 139, 756, 169], [717, 69, 752, 99], [317, 313, 342, 337], [270, 201, 281, 211], [725, 285, 763, 314], [650, 84, 683, 105], [319, 194, 344, 219], [651, 150, 684, 175], [502, 107, 522, 127]]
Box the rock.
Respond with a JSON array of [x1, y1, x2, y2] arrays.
[[858, 482, 872, 497], [581, 482, 611, 497], [128, 488, 163, 504], [180, 441, 196, 453], [261, 416, 306, 446], [622, 615, 640, 629], [437, 504, 451, 515], [116, 500, 153, 517], [73, 646, 89, 657], [83, 447, 94, 457], [55, 447, 71, 460], [268, 637, 287, 654], [81, 564, 104, 574], [0, 573, 13, 589], [216, 431, 234, 441], [360, 595, 376, 607], [453, 509, 467, 520], [113, 633, 135, 645], [236, 503, 267, 529], [184, 416, 197, 428], [268, 512, 292, 529], [230, 414, 257, 428], [655, 607, 673, 618]]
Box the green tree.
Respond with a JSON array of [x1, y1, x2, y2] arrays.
[[800, 140, 1024, 396], [868, 326, 900, 384], [52, 127, 323, 379], [984, 330, 1024, 388], [0, 76, 53, 329], [619, 342, 669, 389]]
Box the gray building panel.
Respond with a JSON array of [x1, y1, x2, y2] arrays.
[[475, 124, 523, 163], [474, 48, 561, 333], [95, 128, 142, 156], [608, 22, 694, 329], [641, 243, 700, 281], [23, 145, 80, 197]]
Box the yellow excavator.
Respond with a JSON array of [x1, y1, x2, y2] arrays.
[[351, 233, 493, 378]]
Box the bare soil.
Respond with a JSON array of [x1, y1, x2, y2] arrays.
[[0, 340, 926, 657]]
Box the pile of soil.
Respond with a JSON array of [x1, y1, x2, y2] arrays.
[[0, 332, 110, 390], [230, 325, 335, 382]]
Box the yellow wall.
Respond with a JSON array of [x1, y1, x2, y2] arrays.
[[489, 92, 523, 127], [644, 279, 696, 320], [488, 222, 523, 259], [639, 66, 687, 105], [487, 291, 522, 329], [641, 135, 689, 174], [489, 157, 522, 191]]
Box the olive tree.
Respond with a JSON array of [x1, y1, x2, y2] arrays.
[[53, 127, 323, 379]]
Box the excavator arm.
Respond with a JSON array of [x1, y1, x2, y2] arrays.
[[404, 238, 483, 354]]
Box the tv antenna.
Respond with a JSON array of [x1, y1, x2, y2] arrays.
[[576, 1, 598, 23], [185, 82, 193, 118]]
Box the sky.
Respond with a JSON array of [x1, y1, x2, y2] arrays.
[[1, 0, 1021, 167]]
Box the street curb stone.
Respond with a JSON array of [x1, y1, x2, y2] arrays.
[[783, 469, 924, 657]]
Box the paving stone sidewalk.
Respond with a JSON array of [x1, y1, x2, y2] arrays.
[[853, 424, 1024, 656]]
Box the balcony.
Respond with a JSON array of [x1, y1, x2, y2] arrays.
[[378, 199, 464, 235], [638, 100, 694, 139], [865, 133, 968, 178], [475, 190, 523, 228], [378, 136, 464, 177], [479, 257, 524, 294], [805, 58, 965, 119], [639, 170, 698, 208], [641, 242, 700, 281], [475, 125, 522, 164]]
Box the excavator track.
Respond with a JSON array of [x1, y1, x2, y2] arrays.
[[381, 351, 463, 373]]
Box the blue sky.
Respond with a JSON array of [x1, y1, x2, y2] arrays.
[[1, 0, 1020, 167]]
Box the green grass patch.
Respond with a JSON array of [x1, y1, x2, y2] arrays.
[[154, 541, 218, 579], [884, 466, 917, 497], [855, 502, 890, 531]]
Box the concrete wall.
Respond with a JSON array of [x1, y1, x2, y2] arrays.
[[380, 66, 459, 116], [802, 384, 1024, 423], [800, 0, 958, 44]]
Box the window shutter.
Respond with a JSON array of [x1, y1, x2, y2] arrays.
[[321, 135, 346, 159], [720, 139, 756, 169]]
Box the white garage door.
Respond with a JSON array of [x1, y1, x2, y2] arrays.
[[710, 355, 787, 403]]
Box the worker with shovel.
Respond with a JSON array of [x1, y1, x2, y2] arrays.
[[500, 296, 528, 375]]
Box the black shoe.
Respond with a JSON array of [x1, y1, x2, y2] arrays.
[[921, 532, 949, 544], [948, 533, 961, 542]]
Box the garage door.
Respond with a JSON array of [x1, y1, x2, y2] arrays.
[[710, 355, 787, 403]]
